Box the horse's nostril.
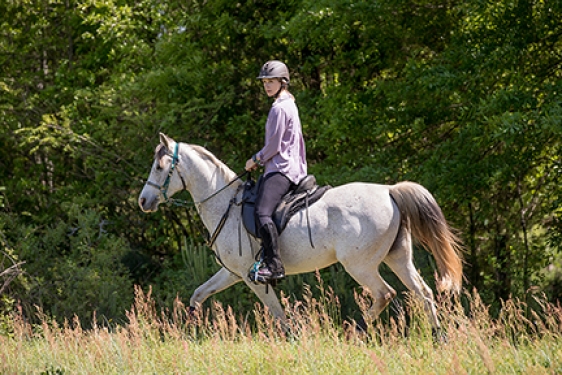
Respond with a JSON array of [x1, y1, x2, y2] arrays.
[[139, 197, 146, 207]]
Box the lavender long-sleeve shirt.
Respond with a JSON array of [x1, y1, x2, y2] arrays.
[[256, 92, 307, 184]]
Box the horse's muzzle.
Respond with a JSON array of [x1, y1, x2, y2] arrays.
[[139, 196, 159, 213]]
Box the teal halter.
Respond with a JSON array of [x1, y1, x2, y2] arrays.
[[146, 142, 186, 203]]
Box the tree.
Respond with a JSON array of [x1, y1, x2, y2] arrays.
[[1, 0, 561, 324]]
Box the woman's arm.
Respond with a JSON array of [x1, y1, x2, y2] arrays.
[[257, 106, 286, 163]]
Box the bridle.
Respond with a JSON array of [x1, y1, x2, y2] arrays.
[[145, 142, 248, 207], [146, 142, 188, 204]]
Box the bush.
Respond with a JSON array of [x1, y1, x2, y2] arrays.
[[0, 205, 134, 327]]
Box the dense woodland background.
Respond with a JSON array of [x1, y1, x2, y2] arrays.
[[1, 0, 561, 327]]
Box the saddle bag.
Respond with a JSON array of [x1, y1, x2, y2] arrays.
[[241, 175, 262, 237]]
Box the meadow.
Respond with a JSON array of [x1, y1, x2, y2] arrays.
[[1, 284, 560, 375]]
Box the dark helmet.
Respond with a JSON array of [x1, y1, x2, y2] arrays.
[[257, 60, 290, 83]]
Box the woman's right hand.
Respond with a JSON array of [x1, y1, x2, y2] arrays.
[[245, 158, 258, 172]]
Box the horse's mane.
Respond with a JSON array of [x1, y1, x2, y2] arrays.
[[186, 144, 237, 181], [155, 141, 236, 182]]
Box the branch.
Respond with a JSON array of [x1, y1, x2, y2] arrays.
[[0, 261, 26, 295]]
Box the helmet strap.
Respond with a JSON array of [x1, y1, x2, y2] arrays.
[[274, 80, 288, 99]]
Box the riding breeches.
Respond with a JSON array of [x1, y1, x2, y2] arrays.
[[254, 172, 294, 229]]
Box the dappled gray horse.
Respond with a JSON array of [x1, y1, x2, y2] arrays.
[[139, 133, 463, 330]]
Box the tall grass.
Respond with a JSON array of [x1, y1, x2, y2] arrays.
[[1, 284, 561, 374]]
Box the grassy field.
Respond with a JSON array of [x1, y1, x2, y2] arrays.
[[1, 286, 561, 374]]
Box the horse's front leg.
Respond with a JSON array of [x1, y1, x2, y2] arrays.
[[190, 267, 241, 310], [189, 266, 285, 325]]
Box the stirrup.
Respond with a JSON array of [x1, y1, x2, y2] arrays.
[[248, 262, 284, 285], [248, 261, 265, 285], [257, 267, 285, 280]]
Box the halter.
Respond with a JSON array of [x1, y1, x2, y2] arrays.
[[146, 142, 187, 203]]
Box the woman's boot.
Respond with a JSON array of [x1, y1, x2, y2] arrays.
[[255, 222, 285, 283]]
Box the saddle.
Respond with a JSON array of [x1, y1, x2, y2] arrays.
[[241, 175, 331, 244]]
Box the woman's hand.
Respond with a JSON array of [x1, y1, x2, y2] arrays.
[[245, 158, 258, 172]]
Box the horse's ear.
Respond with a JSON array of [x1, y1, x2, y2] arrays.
[[159, 133, 173, 149]]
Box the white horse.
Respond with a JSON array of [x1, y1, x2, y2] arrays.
[[139, 133, 463, 331]]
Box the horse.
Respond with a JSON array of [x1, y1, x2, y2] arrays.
[[138, 133, 463, 332]]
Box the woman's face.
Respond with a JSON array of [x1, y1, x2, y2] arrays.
[[262, 78, 282, 97]]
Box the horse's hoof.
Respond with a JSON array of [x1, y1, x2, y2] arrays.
[[188, 305, 202, 324]]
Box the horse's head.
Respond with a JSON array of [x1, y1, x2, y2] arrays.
[[138, 133, 187, 212]]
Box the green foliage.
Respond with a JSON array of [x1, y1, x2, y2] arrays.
[[1, 0, 561, 325], [0, 207, 133, 326]]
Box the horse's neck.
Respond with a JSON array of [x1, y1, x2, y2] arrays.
[[179, 144, 240, 232]]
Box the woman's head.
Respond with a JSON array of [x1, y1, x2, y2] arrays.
[[258, 60, 290, 98]]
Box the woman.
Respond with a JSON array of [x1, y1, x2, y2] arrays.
[[245, 60, 307, 284]]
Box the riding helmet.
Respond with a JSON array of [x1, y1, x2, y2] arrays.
[[257, 60, 290, 83]]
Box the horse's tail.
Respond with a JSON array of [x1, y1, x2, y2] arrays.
[[389, 181, 463, 293]]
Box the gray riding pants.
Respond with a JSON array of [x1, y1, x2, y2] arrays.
[[255, 172, 294, 229]]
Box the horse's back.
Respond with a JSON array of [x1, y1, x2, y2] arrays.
[[322, 182, 393, 208], [318, 182, 399, 234]]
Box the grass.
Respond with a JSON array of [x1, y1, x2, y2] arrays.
[[1, 285, 561, 374]]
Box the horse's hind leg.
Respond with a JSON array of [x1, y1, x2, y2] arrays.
[[340, 259, 397, 324], [384, 226, 441, 330]]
